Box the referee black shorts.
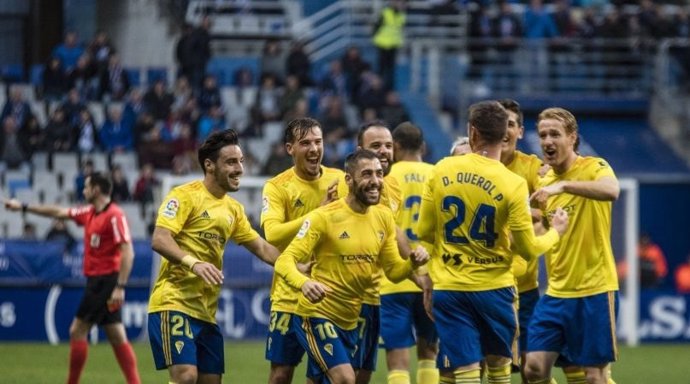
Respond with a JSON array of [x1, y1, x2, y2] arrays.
[[76, 272, 122, 325]]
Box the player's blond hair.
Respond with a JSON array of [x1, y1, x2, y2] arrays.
[[537, 107, 580, 150]]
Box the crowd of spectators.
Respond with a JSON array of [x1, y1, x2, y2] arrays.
[[466, 0, 690, 88]]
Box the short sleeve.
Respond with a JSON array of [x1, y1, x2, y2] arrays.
[[156, 188, 193, 235]]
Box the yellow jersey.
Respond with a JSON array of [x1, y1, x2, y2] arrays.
[[261, 166, 347, 313], [148, 180, 259, 323], [417, 154, 558, 292], [275, 198, 414, 330], [361, 173, 403, 304], [505, 150, 543, 293], [539, 156, 619, 298], [380, 160, 434, 295]]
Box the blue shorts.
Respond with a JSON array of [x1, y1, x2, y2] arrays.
[[380, 292, 438, 350], [352, 303, 380, 371], [148, 310, 224, 374], [294, 316, 358, 381], [433, 288, 518, 368], [518, 288, 540, 353], [527, 292, 619, 366], [265, 310, 305, 366]]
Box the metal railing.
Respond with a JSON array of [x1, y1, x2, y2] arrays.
[[291, 0, 467, 63]]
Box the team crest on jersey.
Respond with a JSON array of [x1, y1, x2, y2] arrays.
[[226, 215, 234, 226], [162, 198, 180, 218], [262, 196, 269, 213], [378, 231, 385, 241], [324, 343, 333, 356], [296, 219, 310, 239]]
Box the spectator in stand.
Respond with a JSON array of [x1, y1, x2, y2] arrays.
[[493, 1, 523, 90], [671, 7, 690, 90], [357, 73, 387, 116], [372, 0, 406, 91], [282, 98, 309, 124], [88, 30, 115, 76], [123, 88, 145, 125], [99, 54, 130, 102], [197, 74, 222, 113], [320, 95, 350, 136], [638, 233, 668, 288], [171, 122, 197, 175], [100, 105, 134, 153], [260, 39, 285, 85], [21, 222, 38, 240], [61, 88, 87, 128], [52, 31, 84, 73], [74, 109, 100, 154], [111, 165, 132, 203], [467, 2, 494, 81], [285, 40, 312, 87], [68, 54, 99, 100], [143, 79, 175, 122], [175, 23, 194, 82], [45, 108, 74, 152], [42, 57, 69, 103], [197, 104, 226, 143], [1, 85, 33, 130], [260, 141, 292, 176], [133, 163, 159, 208], [248, 75, 281, 136], [279, 74, 305, 118], [674, 253, 690, 294], [45, 218, 77, 253], [341, 46, 369, 101], [75, 159, 95, 202], [188, 15, 212, 92], [320, 60, 348, 100], [20, 115, 45, 157], [172, 76, 193, 112], [0, 116, 30, 170], [380, 90, 409, 129], [233, 67, 255, 105]]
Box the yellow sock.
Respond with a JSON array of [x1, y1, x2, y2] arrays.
[[487, 362, 512, 384], [454, 367, 481, 384], [440, 376, 456, 384], [608, 366, 616, 384], [565, 370, 587, 384], [387, 369, 410, 384], [417, 359, 439, 384]]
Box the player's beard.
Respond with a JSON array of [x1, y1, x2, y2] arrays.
[[216, 168, 241, 192], [354, 183, 380, 206]]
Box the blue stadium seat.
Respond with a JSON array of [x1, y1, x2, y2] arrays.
[[147, 67, 168, 84], [30, 64, 45, 88], [1, 64, 24, 82], [125, 67, 141, 87]]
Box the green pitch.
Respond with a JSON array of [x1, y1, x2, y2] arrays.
[[0, 341, 687, 383]]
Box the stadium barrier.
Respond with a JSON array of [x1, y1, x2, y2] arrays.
[[2, 239, 690, 343]]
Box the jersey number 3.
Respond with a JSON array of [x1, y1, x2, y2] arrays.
[[442, 196, 498, 247]]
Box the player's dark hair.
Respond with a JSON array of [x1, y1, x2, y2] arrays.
[[537, 107, 580, 151], [198, 129, 240, 174], [498, 98, 523, 127], [284, 117, 322, 144], [468, 101, 508, 145], [392, 121, 424, 151], [344, 149, 379, 175], [357, 120, 390, 146], [87, 171, 113, 195]]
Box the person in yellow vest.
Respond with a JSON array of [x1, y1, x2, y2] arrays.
[[372, 0, 406, 91]]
